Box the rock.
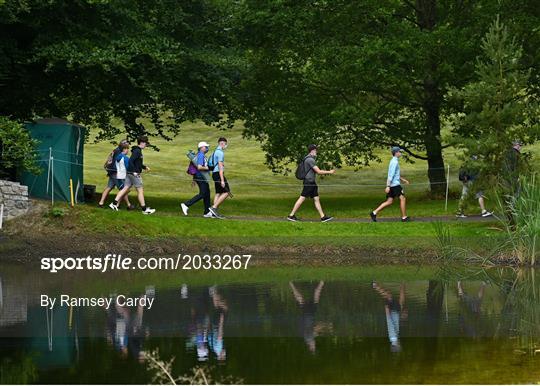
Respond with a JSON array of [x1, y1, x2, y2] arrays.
[[0, 180, 30, 220]]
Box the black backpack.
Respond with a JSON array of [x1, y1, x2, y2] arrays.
[[104, 148, 119, 176], [295, 156, 312, 180]]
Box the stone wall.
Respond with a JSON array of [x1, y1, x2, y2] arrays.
[[0, 180, 29, 220]]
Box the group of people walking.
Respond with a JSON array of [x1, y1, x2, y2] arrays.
[[99, 135, 156, 215], [98, 137, 526, 221], [98, 136, 232, 218]]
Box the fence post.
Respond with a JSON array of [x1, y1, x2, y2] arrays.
[[51, 156, 54, 206], [0, 203, 4, 230], [69, 178, 74, 207], [46, 147, 52, 193], [444, 164, 450, 212]]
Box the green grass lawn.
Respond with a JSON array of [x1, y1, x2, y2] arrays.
[[36, 120, 525, 250], [62, 202, 500, 255], [83, 120, 540, 219]]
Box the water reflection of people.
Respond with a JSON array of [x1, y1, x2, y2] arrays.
[[457, 281, 486, 337], [105, 290, 151, 362], [289, 280, 325, 353], [372, 281, 408, 353], [209, 286, 227, 361], [187, 285, 228, 362]]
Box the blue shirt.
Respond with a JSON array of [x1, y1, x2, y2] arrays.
[[195, 151, 207, 179], [387, 157, 401, 187], [115, 153, 130, 179], [212, 147, 225, 173]]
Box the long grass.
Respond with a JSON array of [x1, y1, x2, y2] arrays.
[[496, 175, 540, 265]]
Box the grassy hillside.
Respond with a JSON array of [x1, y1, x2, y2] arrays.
[[83, 120, 539, 219]]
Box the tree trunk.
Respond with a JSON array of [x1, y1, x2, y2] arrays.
[[416, 0, 447, 195], [423, 86, 447, 196]]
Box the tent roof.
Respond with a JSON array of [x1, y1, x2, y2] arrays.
[[29, 117, 85, 128]]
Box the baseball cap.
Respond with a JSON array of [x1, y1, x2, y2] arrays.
[[307, 144, 318, 152], [391, 146, 404, 155], [198, 141, 210, 149]]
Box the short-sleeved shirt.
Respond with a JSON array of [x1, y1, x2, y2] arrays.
[[303, 156, 317, 182], [195, 151, 207, 180], [387, 156, 401, 187], [212, 147, 225, 173]]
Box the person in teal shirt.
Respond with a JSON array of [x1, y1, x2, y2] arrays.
[[370, 147, 410, 222]]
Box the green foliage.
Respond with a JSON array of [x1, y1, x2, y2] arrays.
[[496, 176, 540, 265], [449, 16, 540, 191], [48, 206, 66, 218], [233, 0, 511, 193], [0, 116, 40, 178], [0, 0, 240, 144]]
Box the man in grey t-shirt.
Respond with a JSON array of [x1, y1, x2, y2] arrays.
[[287, 144, 335, 222]]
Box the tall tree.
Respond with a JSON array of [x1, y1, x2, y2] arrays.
[[450, 17, 539, 191], [0, 0, 240, 143], [234, 0, 535, 194]]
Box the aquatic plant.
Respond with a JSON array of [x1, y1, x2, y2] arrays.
[[496, 175, 540, 265], [432, 221, 491, 264], [434, 176, 539, 266]]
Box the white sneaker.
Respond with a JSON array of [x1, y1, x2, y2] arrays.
[[109, 202, 119, 211], [456, 213, 467, 218], [142, 207, 156, 215], [481, 211, 493, 217], [181, 203, 189, 216], [203, 212, 214, 218]]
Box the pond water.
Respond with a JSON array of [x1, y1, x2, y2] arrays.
[[0, 263, 539, 384]]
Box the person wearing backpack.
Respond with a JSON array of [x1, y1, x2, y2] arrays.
[[98, 139, 134, 209], [456, 156, 492, 218], [207, 137, 230, 219], [109, 135, 155, 215], [181, 142, 214, 218], [115, 142, 130, 188], [287, 144, 335, 222]]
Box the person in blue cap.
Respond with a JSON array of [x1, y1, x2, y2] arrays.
[[370, 146, 410, 222]]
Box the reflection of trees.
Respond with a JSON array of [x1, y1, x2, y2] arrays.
[[498, 268, 539, 354], [0, 353, 37, 384], [438, 264, 540, 354]]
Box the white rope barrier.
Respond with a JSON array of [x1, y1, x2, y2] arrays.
[[5, 155, 463, 189]]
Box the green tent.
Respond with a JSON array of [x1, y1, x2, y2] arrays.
[[20, 118, 85, 203]]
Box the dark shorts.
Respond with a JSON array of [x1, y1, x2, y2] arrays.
[[387, 185, 404, 198], [212, 172, 230, 194], [301, 181, 319, 198]]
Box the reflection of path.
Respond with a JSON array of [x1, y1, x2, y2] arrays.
[[372, 282, 407, 352], [457, 281, 486, 338], [289, 281, 328, 353]]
